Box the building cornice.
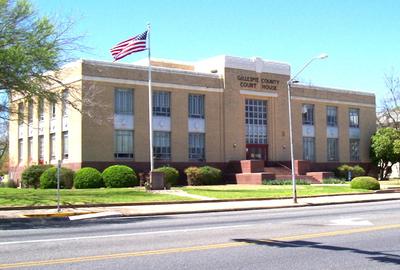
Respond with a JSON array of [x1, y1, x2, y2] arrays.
[[292, 95, 375, 108], [82, 75, 224, 93]]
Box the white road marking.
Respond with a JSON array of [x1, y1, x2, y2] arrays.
[[69, 211, 122, 221], [328, 218, 373, 226], [0, 224, 251, 246]]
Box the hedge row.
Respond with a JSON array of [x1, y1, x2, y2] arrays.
[[21, 164, 222, 189]]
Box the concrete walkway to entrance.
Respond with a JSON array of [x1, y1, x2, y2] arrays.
[[1, 191, 400, 220]]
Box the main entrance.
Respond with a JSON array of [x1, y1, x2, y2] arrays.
[[245, 99, 268, 162]]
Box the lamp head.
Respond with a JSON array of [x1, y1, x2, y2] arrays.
[[317, 53, 328, 59]]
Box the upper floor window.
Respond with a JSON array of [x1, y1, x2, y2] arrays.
[[115, 89, 133, 114], [18, 102, 24, 124], [62, 90, 69, 117], [349, 108, 360, 128], [28, 101, 33, 124], [38, 98, 44, 121], [189, 94, 205, 119], [153, 91, 170, 117], [326, 106, 337, 127], [302, 104, 314, 125], [50, 102, 56, 119]]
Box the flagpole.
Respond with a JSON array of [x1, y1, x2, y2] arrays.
[[147, 23, 154, 174]]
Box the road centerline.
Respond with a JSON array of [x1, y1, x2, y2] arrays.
[[0, 223, 399, 269]]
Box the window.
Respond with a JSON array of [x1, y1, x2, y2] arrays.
[[245, 99, 267, 144], [28, 137, 33, 162], [189, 94, 205, 119], [327, 138, 339, 161], [153, 131, 171, 160], [303, 137, 315, 161], [18, 139, 23, 163], [38, 135, 44, 162], [18, 102, 24, 124], [62, 90, 69, 117], [50, 134, 56, 161], [302, 104, 314, 125], [349, 108, 360, 128], [115, 89, 133, 114], [50, 102, 56, 119], [114, 130, 133, 158], [153, 91, 170, 116], [62, 132, 69, 159], [28, 101, 33, 124], [326, 106, 337, 127], [189, 133, 205, 161], [38, 99, 44, 121], [350, 139, 360, 161]]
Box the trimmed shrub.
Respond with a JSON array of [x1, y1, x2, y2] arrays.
[[350, 176, 380, 190], [184, 166, 201, 186], [184, 166, 222, 186], [153, 166, 179, 187], [102, 165, 138, 188], [74, 167, 104, 189], [21, 165, 53, 188], [39, 167, 75, 189], [352, 165, 366, 177], [198, 166, 222, 185], [336, 164, 353, 179]]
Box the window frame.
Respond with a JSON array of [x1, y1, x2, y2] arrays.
[[153, 91, 171, 117], [153, 131, 171, 160], [326, 106, 338, 127], [189, 133, 205, 161], [302, 104, 314, 125], [114, 130, 134, 159], [115, 88, 134, 115], [188, 94, 205, 119], [349, 108, 360, 128]]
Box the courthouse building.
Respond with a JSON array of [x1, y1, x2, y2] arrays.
[[9, 55, 376, 183]]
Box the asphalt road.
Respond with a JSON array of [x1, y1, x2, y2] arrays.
[[0, 201, 399, 269]]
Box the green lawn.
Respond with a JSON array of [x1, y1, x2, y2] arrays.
[[0, 184, 372, 207], [181, 185, 371, 199], [0, 188, 192, 207]]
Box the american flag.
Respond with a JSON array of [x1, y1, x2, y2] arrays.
[[110, 30, 148, 61]]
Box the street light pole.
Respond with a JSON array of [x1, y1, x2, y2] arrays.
[[287, 53, 328, 204]]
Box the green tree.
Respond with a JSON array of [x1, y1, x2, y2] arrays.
[[0, 0, 81, 120], [370, 127, 400, 179]]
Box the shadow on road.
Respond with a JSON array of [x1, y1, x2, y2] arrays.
[[233, 238, 400, 266], [0, 215, 172, 230]]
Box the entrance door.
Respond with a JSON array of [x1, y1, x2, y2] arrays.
[[245, 99, 268, 163], [246, 144, 268, 161]]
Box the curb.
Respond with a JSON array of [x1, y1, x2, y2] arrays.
[[0, 191, 391, 211], [118, 197, 400, 217], [3, 195, 400, 220]]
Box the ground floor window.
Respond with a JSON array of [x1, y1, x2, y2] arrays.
[[153, 131, 171, 160], [62, 132, 69, 160], [50, 134, 56, 161], [327, 138, 339, 161], [114, 130, 134, 159], [38, 135, 44, 163], [303, 137, 315, 161], [18, 139, 23, 163], [28, 137, 33, 163], [350, 139, 360, 161], [189, 133, 205, 161]]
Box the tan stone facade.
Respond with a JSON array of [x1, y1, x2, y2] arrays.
[[8, 55, 376, 183]]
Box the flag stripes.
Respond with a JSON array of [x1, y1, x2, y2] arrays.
[[110, 31, 148, 61]]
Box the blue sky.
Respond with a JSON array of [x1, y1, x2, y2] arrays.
[[31, 0, 400, 108]]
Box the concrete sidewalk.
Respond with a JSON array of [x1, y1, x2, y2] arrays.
[[1, 191, 400, 220]]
